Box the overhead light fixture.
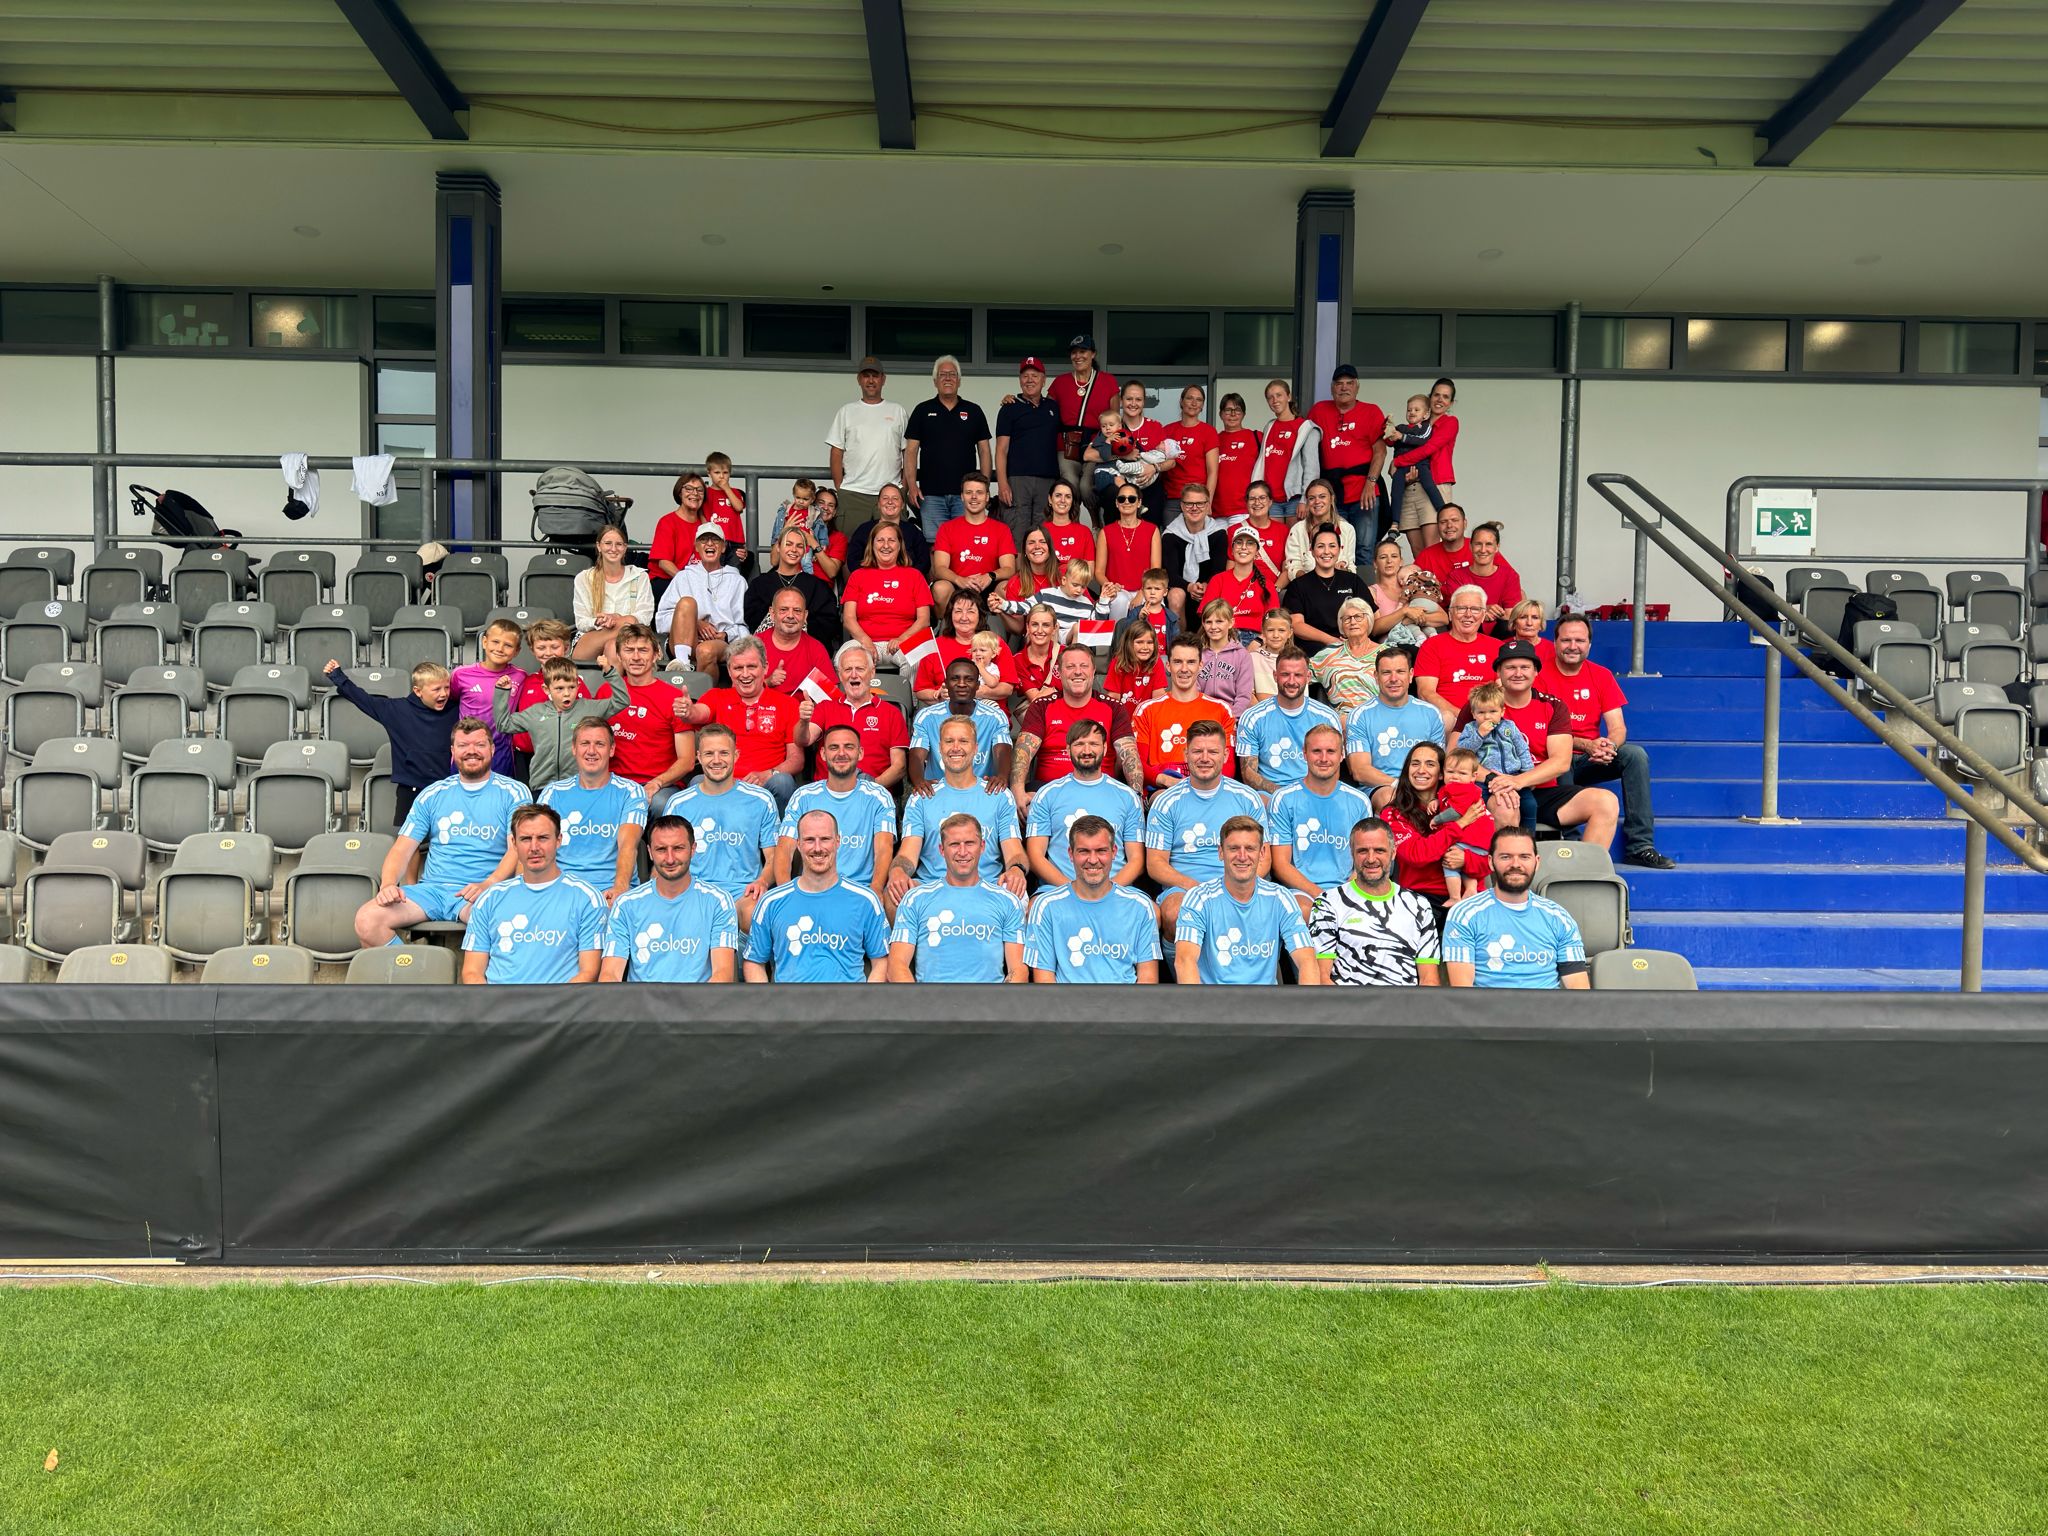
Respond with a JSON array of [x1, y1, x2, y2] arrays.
[[1477, 248, 1504, 261], [1098, 243, 1124, 256], [700, 233, 727, 246], [292, 225, 321, 238]]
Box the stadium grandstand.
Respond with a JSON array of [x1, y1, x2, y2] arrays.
[[5, 13, 2048, 1521]]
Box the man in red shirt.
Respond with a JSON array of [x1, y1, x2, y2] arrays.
[[1012, 644, 1144, 810], [799, 641, 909, 789], [1413, 586, 1502, 730], [758, 587, 835, 699], [1540, 614, 1675, 869], [1415, 502, 1475, 595], [1047, 334, 1118, 513], [686, 635, 803, 810], [1307, 363, 1388, 552], [929, 473, 1017, 614], [1133, 635, 1236, 790], [599, 622, 694, 812], [1454, 640, 1618, 853]]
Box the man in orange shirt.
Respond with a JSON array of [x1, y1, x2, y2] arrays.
[[1133, 634, 1236, 794], [684, 635, 803, 810]]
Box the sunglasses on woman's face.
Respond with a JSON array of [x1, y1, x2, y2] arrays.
[[1115, 494, 1140, 505]]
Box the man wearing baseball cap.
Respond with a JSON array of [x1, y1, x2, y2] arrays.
[[826, 355, 906, 541], [995, 355, 1063, 549], [1453, 638, 1619, 854], [1047, 334, 1119, 515], [1308, 363, 1389, 553]]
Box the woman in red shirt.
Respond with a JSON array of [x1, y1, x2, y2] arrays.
[[1212, 392, 1261, 519], [808, 486, 848, 583], [841, 523, 934, 664], [1012, 605, 1060, 715], [1040, 481, 1095, 562], [1093, 478, 1162, 608], [1161, 384, 1220, 506], [648, 473, 710, 580], [1387, 377, 1460, 553], [1113, 380, 1175, 524], [1465, 520, 1524, 632], [1257, 378, 1319, 520], [915, 591, 1017, 703], [996, 525, 1060, 640], [1380, 741, 1488, 926], [1102, 621, 1167, 709], [1202, 526, 1278, 641]]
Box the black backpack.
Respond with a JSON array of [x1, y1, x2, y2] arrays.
[[1824, 591, 1898, 675]]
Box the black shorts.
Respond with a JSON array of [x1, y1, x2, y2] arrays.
[[1524, 783, 1583, 827]]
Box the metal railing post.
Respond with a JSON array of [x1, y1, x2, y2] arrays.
[[93, 275, 117, 556], [1554, 301, 1581, 608], [1962, 819, 1986, 993], [1759, 637, 1783, 822], [1628, 527, 1651, 677]]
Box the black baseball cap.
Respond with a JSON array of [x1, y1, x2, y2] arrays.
[[1332, 362, 1359, 380], [1068, 334, 1097, 352], [1494, 640, 1541, 669]]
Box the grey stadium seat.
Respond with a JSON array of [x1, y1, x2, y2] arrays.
[[246, 740, 349, 850], [1932, 682, 2027, 779], [520, 552, 583, 617], [283, 860, 377, 961], [1886, 585, 1943, 641], [152, 831, 276, 961], [92, 614, 168, 678], [1590, 949, 1699, 991], [2, 544, 74, 589], [110, 666, 207, 760], [81, 549, 163, 625], [486, 605, 550, 634], [301, 830, 395, 874], [432, 553, 509, 631], [381, 605, 460, 673], [0, 562, 57, 616], [0, 942, 35, 983], [0, 830, 19, 939], [57, 944, 173, 984], [24, 659, 103, 711], [170, 548, 256, 628], [192, 602, 276, 689], [128, 742, 233, 854], [1531, 841, 1631, 958], [257, 548, 337, 627], [216, 685, 298, 765], [346, 550, 424, 629], [1864, 568, 1931, 598], [10, 737, 121, 851], [1, 605, 73, 682], [4, 684, 85, 765], [344, 944, 456, 985], [232, 661, 312, 711], [291, 604, 374, 680], [361, 747, 399, 835], [1863, 631, 1937, 706], [109, 600, 183, 647], [202, 945, 317, 985], [322, 669, 405, 764], [21, 830, 147, 959]]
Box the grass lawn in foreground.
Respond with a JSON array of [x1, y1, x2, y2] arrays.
[[4, 1280, 2044, 1534]]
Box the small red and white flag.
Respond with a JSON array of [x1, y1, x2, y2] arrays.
[[1074, 617, 1116, 649], [895, 625, 940, 672], [795, 667, 835, 705]]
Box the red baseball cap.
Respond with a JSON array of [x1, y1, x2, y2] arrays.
[[1019, 356, 1046, 375]]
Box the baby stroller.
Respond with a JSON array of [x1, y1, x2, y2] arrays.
[[530, 465, 631, 558], [129, 483, 259, 596]]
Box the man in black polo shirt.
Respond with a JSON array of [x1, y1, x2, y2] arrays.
[[996, 355, 1063, 549], [903, 354, 992, 543], [744, 524, 842, 650]]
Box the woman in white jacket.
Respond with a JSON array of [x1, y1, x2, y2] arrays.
[[571, 524, 656, 660], [1255, 378, 1321, 519], [1282, 478, 1357, 580]]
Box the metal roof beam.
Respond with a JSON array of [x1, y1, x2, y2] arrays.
[[334, 0, 467, 142], [1323, 0, 1430, 158], [861, 0, 915, 151], [1756, 0, 1963, 167]]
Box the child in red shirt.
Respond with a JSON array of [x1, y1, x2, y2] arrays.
[[1432, 748, 1495, 902]]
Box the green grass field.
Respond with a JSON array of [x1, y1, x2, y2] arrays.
[[5, 1279, 2045, 1534]]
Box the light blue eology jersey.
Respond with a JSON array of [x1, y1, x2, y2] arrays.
[[1025, 773, 1145, 880], [537, 775, 649, 886], [1440, 890, 1588, 988], [1144, 777, 1266, 885], [403, 773, 532, 887], [1344, 695, 1445, 780], [780, 777, 898, 885], [604, 879, 739, 983], [1023, 884, 1161, 983], [746, 879, 891, 981], [1173, 877, 1311, 985], [1266, 780, 1374, 890], [888, 878, 1025, 983], [461, 873, 607, 983], [665, 779, 779, 898], [910, 700, 1010, 780], [1235, 695, 1340, 787], [899, 781, 1019, 881]]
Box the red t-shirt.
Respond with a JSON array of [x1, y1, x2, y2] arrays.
[[1416, 539, 1474, 595], [1020, 694, 1135, 782], [760, 631, 835, 696], [817, 529, 849, 570], [1458, 691, 1570, 766], [1229, 516, 1290, 587], [1102, 659, 1167, 710], [1048, 371, 1120, 443], [704, 486, 747, 548], [1203, 568, 1275, 631], [1214, 428, 1261, 516], [1464, 560, 1524, 613], [698, 686, 799, 778], [510, 670, 589, 754], [808, 695, 909, 780], [1260, 418, 1306, 497], [1042, 519, 1095, 568], [1537, 659, 1626, 740], [933, 516, 1016, 581], [1307, 400, 1388, 505], [649, 511, 699, 572], [1013, 645, 1057, 698], [842, 566, 934, 643], [1098, 520, 1157, 593], [914, 637, 1019, 695], [1415, 631, 1503, 711], [606, 675, 690, 783], [1161, 420, 1219, 500]]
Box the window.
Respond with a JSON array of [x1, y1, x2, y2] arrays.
[[1582, 316, 1671, 370], [867, 306, 971, 361], [1352, 313, 1440, 370], [374, 295, 436, 351], [1685, 318, 1786, 372], [0, 289, 97, 346], [504, 298, 604, 354], [1109, 310, 1208, 368], [376, 362, 435, 415], [2035, 326, 2048, 377], [252, 294, 360, 351], [743, 302, 851, 360], [1920, 321, 2018, 376], [988, 308, 1092, 363], [124, 291, 236, 349], [1223, 312, 1293, 370], [1456, 314, 1555, 370], [1800, 320, 1901, 374], [619, 301, 726, 358], [375, 423, 436, 456]]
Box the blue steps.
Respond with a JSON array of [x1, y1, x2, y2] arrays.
[[1624, 863, 2048, 915], [1635, 741, 1922, 781], [1692, 968, 2048, 993], [1633, 911, 2048, 969], [1648, 818, 2022, 865], [1650, 780, 1947, 819], [1626, 707, 1871, 743]]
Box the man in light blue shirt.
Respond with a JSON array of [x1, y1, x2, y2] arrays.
[[1442, 825, 1590, 990], [460, 803, 606, 984], [1236, 649, 1341, 796], [745, 808, 891, 982], [1266, 722, 1373, 917], [1144, 719, 1266, 937], [357, 718, 532, 946], [890, 714, 1027, 903], [600, 813, 740, 984], [1173, 814, 1319, 986], [907, 660, 1012, 785], [1025, 814, 1161, 983], [1345, 645, 1444, 806], [1024, 718, 1145, 886], [887, 811, 1026, 983], [537, 718, 648, 903], [667, 721, 779, 930], [775, 722, 896, 899]]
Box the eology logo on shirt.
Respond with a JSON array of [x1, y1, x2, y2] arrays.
[[632, 922, 702, 965], [1210, 926, 1278, 968], [559, 810, 617, 840], [693, 814, 745, 849], [924, 910, 998, 946], [785, 913, 850, 958], [1485, 932, 1553, 971], [495, 913, 569, 952], [1064, 925, 1132, 964], [436, 808, 500, 842]]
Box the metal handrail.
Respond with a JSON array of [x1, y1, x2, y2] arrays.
[[1589, 472, 2048, 993]]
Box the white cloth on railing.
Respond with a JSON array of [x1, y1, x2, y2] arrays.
[[352, 454, 397, 507], [280, 452, 321, 518]]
